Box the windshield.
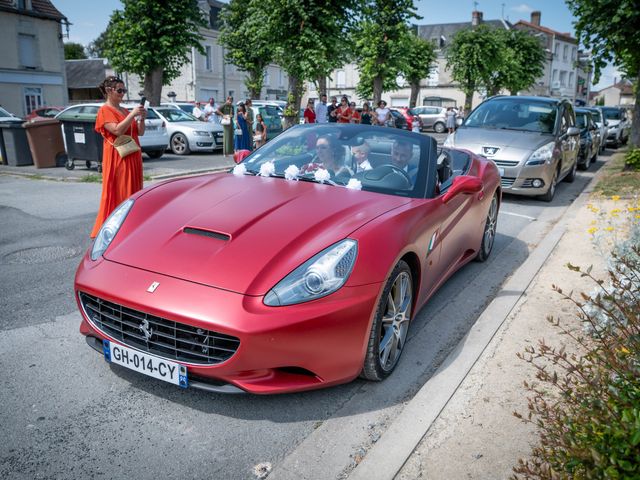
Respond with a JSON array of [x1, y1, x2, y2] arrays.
[[239, 125, 426, 197], [602, 108, 622, 120], [588, 110, 602, 123], [0, 107, 12, 117], [464, 98, 557, 134], [155, 108, 197, 122], [575, 112, 588, 129]]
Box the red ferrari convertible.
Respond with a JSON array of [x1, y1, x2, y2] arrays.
[[76, 124, 500, 394]]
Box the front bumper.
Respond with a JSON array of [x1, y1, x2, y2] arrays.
[[75, 256, 382, 394], [493, 160, 557, 197], [188, 132, 223, 151]]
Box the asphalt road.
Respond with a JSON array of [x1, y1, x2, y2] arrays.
[[0, 148, 609, 480]]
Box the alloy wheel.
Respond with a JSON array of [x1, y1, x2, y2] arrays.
[[171, 133, 189, 155], [482, 196, 498, 256], [378, 271, 412, 372]]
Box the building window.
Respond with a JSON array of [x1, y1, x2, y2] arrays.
[[209, 6, 221, 29], [559, 71, 567, 87], [278, 70, 285, 87], [18, 33, 38, 68], [554, 43, 559, 58], [569, 72, 574, 87], [552, 69, 558, 84], [336, 70, 346, 88], [205, 46, 212, 71], [24, 86, 42, 114], [264, 71, 271, 87], [572, 47, 577, 61], [563, 45, 568, 61]]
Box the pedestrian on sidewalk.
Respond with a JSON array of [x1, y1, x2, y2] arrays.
[[192, 101, 204, 121], [90, 76, 145, 238], [217, 96, 235, 157], [360, 102, 373, 125], [304, 100, 316, 123], [254, 113, 267, 148], [244, 99, 254, 149], [327, 96, 338, 123], [375, 100, 392, 127], [234, 103, 251, 152], [350, 102, 361, 124], [203, 98, 220, 124], [446, 107, 456, 134], [315, 94, 328, 123]]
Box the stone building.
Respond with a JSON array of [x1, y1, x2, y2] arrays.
[[0, 0, 69, 116]]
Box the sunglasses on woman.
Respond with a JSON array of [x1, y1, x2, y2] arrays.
[[112, 88, 127, 94]]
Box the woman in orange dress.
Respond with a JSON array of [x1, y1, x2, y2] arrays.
[[90, 76, 146, 238]]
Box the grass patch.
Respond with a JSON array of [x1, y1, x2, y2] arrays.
[[593, 150, 640, 197], [27, 174, 44, 180], [143, 174, 152, 182], [79, 174, 102, 183]]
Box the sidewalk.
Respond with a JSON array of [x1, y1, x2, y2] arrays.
[[0, 152, 234, 182], [351, 155, 637, 479]]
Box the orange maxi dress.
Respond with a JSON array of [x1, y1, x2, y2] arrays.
[[90, 105, 144, 238]]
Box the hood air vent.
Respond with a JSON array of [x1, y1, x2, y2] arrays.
[[183, 227, 230, 241]]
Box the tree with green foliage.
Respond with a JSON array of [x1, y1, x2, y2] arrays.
[[261, 0, 359, 127], [219, 0, 273, 99], [492, 28, 546, 96], [87, 31, 108, 58], [565, 0, 640, 147], [445, 25, 502, 111], [64, 42, 86, 60], [352, 0, 420, 104], [402, 32, 436, 107], [103, 0, 206, 105]]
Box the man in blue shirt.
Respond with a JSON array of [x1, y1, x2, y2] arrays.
[[315, 94, 328, 123]]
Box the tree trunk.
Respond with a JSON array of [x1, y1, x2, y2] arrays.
[[246, 68, 264, 100], [316, 75, 327, 97], [464, 88, 474, 112], [631, 69, 640, 148], [143, 67, 163, 106], [285, 75, 303, 129], [373, 76, 383, 105], [409, 81, 420, 108]]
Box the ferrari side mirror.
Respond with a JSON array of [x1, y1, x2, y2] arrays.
[[442, 176, 482, 204]]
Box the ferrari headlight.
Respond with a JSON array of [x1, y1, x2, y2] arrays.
[[264, 239, 358, 306], [526, 142, 555, 166], [443, 134, 455, 147], [91, 199, 134, 261]]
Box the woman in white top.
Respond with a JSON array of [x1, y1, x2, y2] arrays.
[[375, 100, 392, 127]]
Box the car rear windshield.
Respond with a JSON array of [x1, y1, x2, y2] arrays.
[[464, 98, 557, 134], [602, 108, 622, 120]]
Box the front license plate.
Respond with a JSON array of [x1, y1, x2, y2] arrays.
[[498, 167, 505, 176], [103, 340, 188, 388]]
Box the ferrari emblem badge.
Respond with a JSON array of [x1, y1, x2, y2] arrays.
[[147, 281, 160, 293]]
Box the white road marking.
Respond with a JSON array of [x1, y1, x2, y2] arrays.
[[499, 210, 536, 221]]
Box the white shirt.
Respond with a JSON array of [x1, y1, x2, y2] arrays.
[[315, 101, 328, 123], [192, 106, 203, 120], [376, 107, 390, 124], [357, 159, 372, 172], [203, 104, 220, 124]]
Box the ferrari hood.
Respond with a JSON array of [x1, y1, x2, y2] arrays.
[[105, 173, 409, 295]]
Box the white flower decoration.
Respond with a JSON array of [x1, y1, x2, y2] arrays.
[[284, 164, 300, 181], [259, 161, 275, 177], [346, 178, 362, 190], [314, 168, 331, 183], [232, 163, 247, 176]]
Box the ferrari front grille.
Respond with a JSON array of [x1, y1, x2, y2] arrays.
[[79, 292, 240, 365]]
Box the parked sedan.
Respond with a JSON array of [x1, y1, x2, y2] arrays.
[[445, 95, 579, 202], [389, 109, 408, 129], [25, 106, 64, 121], [575, 108, 599, 170], [393, 107, 423, 131], [602, 106, 631, 147], [76, 124, 500, 394], [585, 107, 608, 153], [152, 107, 223, 155], [0, 106, 21, 122], [56, 103, 169, 160]]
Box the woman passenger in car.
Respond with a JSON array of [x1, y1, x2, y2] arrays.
[[300, 135, 352, 180]]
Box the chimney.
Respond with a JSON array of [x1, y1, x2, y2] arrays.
[[472, 10, 483, 26], [531, 11, 541, 26]]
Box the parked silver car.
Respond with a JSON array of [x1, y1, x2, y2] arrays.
[[56, 103, 169, 159], [412, 106, 448, 133], [601, 106, 631, 147], [152, 107, 223, 155], [575, 108, 600, 170], [585, 107, 608, 153], [444, 96, 579, 202]]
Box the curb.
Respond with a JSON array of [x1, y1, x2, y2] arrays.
[[347, 167, 605, 479]]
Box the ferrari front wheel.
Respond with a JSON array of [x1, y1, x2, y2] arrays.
[[475, 193, 498, 262], [361, 261, 413, 381]]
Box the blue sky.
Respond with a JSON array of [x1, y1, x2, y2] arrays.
[[52, 0, 620, 89]]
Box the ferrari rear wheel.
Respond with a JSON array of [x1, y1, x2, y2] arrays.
[[475, 193, 498, 262], [361, 261, 413, 381]]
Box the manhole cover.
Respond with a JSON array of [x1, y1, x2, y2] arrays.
[[4, 246, 84, 265]]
